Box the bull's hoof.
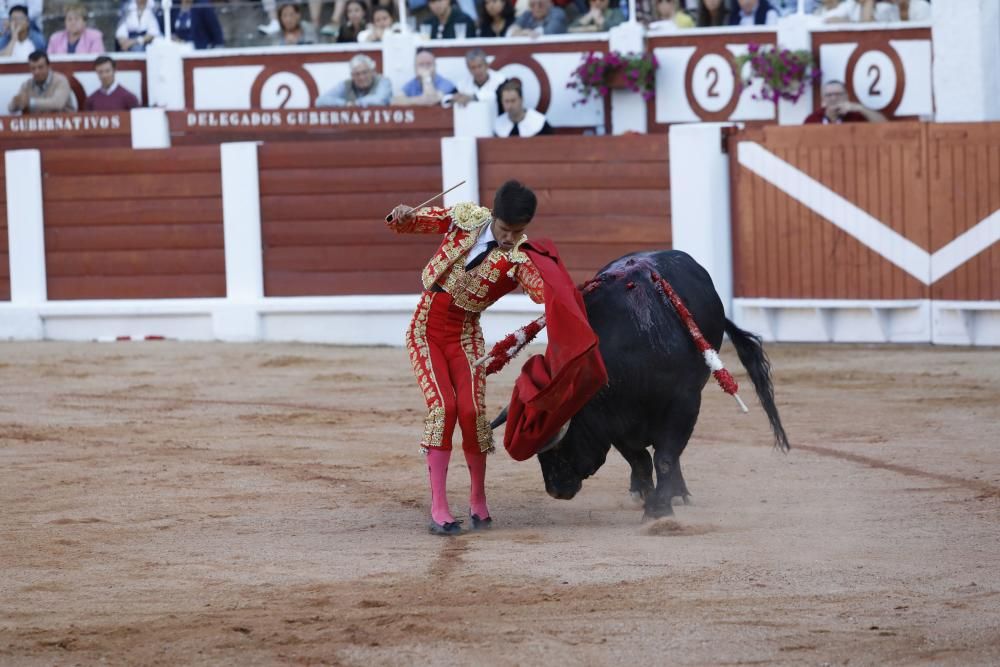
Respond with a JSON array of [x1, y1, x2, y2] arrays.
[[470, 513, 493, 530], [642, 504, 674, 521], [629, 487, 653, 507], [428, 520, 463, 536]]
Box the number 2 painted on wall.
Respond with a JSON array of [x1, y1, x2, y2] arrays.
[[276, 84, 293, 109], [706, 67, 720, 98], [867, 64, 882, 97]]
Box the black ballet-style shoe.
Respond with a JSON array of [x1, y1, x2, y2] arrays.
[[469, 512, 493, 530], [427, 519, 463, 536]]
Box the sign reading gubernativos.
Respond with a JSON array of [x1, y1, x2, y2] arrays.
[[0, 112, 129, 135], [176, 107, 451, 134]]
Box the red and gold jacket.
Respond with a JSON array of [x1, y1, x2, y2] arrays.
[[387, 202, 545, 312]]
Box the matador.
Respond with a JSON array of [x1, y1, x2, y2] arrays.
[[387, 180, 546, 535]]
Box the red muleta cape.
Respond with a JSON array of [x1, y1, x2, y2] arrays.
[[503, 239, 608, 461]]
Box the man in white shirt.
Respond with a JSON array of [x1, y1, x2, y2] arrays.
[[0, 0, 42, 29], [0, 4, 44, 58], [452, 48, 505, 112], [823, 0, 870, 22], [824, 0, 930, 22], [875, 0, 931, 22], [732, 0, 778, 25]]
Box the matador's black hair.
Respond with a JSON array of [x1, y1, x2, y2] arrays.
[[493, 180, 537, 226]]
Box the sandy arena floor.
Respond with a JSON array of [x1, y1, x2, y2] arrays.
[[1, 341, 998, 666]]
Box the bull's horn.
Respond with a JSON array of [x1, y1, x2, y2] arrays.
[[490, 407, 509, 430], [536, 420, 571, 454]]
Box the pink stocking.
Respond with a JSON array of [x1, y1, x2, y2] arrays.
[[465, 449, 490, 519], [426, 448, 455, 525]]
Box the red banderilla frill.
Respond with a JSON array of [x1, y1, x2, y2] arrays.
[[473, 315, 547, 375], [650, 271, 748, 413]]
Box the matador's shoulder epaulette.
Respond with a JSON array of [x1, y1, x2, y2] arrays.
[[450, 202, 492, 231]]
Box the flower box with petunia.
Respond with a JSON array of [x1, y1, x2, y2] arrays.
[[566, 51, 659, 107], [733, 43, 821, 104]]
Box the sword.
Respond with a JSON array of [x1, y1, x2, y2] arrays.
[[385, 180, 467, 222]]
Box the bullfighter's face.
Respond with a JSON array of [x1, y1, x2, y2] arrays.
[[491, 217, 529, 251]]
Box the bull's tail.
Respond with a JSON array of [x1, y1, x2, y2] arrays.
[[724, 318, 790, 453]]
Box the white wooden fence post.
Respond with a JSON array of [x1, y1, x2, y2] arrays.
[[1, 150, 46, 339]]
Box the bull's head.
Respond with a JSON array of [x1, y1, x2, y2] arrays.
[[491, 409, 604, 501], [536, 425, 584, 499]]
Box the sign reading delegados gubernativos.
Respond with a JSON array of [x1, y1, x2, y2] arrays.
[[182, 108, 427, 130], [0, 113, 126, 134]]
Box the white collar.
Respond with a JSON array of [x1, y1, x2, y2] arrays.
[[495, 108, 546, 137], [478, 221, 495, 244], [101, 82, 120, 95]]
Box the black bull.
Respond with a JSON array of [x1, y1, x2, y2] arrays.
[[493, 250, 790, 519]]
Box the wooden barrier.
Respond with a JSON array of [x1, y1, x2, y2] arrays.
[[477, 134, 671, 285], [0, 156, 8, 301], [258, 138, 443, 296], [40, 146, 226, 300], [167, 106, 453, 145], [729, 121, 1000, 303], [927, 123, 1000, 302], [0, 112, 133, 150]]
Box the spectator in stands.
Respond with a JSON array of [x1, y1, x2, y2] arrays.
[[318, 0, 351, 38], [696, 0, 728, 26], [7, 51, 75, 114], [47, 4, 105, 55], [422, 0, 477, 39], [822, 0, 873, 22], [812, 0, 841, 14], [875, 0, 931, 21], [730, 0, 778, 25], [804, 80, 886, 124], [85, 56, 140, 111], [316, 53, 392, 106], [0, 0, 42, 33], [394, 47, 457, 106], [568, 0, 625, 32], [495, 79, 552, 137], [262, 0, 339, 37], [258, 0, 280, 34], [270, 1, 317, 45], [477, 0, 516, 37], [508, 0, 568, 36], [639, 0, 695, 29], [453, 48, 505, 110], [0, 4, 44, 58], [117, 0, 162, 52], [770, 0, 821, 15], [357, 5, 401, 42], [170, 0, 224, 49], [336, 0, 369, 42]]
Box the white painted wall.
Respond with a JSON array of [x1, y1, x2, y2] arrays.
[[932, 0, 1000, 122], [668, 123, 734, 315]]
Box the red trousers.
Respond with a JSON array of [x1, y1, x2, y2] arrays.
[[405, 291, 492, 454]]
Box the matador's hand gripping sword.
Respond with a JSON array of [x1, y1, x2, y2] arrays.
[[385, 180, 467, 222]]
